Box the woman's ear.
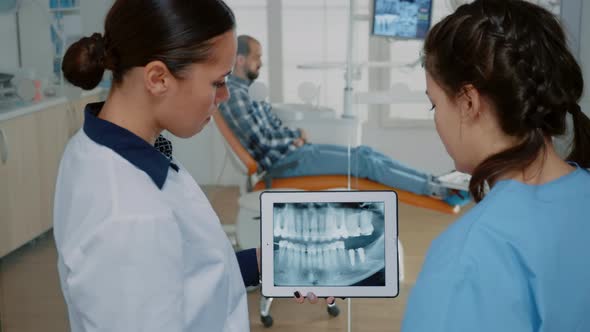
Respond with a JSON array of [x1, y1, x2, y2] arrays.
[[144, 60, 172, 97], [458, 84, 482, 123]]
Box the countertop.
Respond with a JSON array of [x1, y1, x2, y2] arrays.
[[0, 88, 106, 122]]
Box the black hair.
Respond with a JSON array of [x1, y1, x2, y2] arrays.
[[423, 0, 590, 202], [62, 0, 236, 90]]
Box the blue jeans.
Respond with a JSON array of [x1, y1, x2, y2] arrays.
[[271, 144, 437, 196]]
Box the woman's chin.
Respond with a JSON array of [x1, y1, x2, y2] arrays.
[[169, 116, 213, 139]]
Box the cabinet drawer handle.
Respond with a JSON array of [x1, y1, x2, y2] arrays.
[[0, 128, 8, 165]]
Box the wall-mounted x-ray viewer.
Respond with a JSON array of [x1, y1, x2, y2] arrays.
[[260, 191, 399, 298], [372, 0, 434, 39]]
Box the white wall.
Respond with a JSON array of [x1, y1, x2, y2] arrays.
[[165, 122, 245, 187], [80, 0, 112, 36], [361, 124, 455, 175], [0, 12, 19, 71], [18, 0, 53, 80]]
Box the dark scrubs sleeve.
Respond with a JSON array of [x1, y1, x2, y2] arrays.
[[236, 248, 260, 287]]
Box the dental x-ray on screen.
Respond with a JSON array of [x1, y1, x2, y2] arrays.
[[260, 191, 399, 298], [372, 0, 433, 39], [273, 202, 385, 287]]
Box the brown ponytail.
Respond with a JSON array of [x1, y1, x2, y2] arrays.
[[567, 105, 590, 168]]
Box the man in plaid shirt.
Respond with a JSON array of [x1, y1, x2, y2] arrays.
[[218, 71, 304, 172], [218, 35, 469, 205]]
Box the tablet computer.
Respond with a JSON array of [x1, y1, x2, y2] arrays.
[[260, 190, 399, 298]]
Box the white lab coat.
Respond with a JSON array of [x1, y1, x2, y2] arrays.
[[53, 107, 249, 331]]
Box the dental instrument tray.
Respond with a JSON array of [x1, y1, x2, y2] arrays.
[[260, 190, 399, 298]]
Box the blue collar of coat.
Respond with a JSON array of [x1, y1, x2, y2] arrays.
[[83, 102, 178, 190]]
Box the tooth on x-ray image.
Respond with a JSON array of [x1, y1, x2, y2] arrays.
[[273, 202, 385, 286]]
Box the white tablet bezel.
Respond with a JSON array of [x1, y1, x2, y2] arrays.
[[260, 190, 399, 298]]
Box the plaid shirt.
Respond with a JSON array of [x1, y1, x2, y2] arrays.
[[218, 75, 301, 172]]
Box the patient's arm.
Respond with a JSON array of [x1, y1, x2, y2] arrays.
[[219, 90, 299, 153], [293, 138, 305, 147], [298, 128, 308, 142], [263, 102, 307, 142], [261, 101, 302, 138], [245, 109, 300, 152], [262, 102, 308, 143]]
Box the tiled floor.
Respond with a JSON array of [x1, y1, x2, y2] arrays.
[[0, 186, 466, 331]]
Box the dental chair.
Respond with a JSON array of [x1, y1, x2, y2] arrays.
[[212, 112, 463, 215]]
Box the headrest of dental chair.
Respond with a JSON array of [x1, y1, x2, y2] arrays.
[[248, 81, 269, 102]]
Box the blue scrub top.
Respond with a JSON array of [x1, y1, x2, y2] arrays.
[[402, 166, 590, 332]]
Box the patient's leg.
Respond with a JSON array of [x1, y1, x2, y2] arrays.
[[270, 144, 450, 198]]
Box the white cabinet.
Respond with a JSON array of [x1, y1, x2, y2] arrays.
[[0, 113, 43, 257], [0, 93, 102, 257], [36, 105, 72, 232]]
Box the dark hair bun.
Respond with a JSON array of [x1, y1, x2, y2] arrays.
[[61, 33, 106, 90]]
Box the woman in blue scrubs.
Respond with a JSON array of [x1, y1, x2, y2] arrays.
[[53, 1, 327, 331], [402, 0, 590, 331]]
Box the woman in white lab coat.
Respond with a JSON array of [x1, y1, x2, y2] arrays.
[[53, 1, 327, 331]]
